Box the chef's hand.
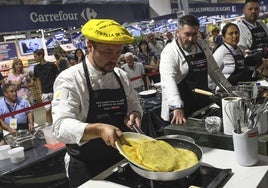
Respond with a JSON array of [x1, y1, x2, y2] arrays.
[[99, 124, 123, 148], [125, 111, 142, 130], [82, 123, 122, 148], [171, 109, 186, 125]]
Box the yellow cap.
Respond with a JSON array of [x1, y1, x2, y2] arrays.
[[81, 19, 134, 44]]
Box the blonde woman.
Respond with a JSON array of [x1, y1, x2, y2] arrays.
[[6, 58, 33, 103]]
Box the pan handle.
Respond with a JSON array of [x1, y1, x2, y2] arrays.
[[192, 88, 213, 96]]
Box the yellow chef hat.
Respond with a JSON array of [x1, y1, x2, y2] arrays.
[[81, 19, 134, 44]]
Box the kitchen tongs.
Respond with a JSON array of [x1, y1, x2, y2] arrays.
[[117, 124, 145, 147], [118, 135, 132, 147]]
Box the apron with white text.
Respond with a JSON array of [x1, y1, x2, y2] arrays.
[[177, 41, 211, 117], [223, 43, 255, 85], [67, 60, 128, 187], [242, 20, 268, 50]]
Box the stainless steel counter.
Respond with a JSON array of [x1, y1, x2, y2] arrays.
[[0, 138, 67, 187]]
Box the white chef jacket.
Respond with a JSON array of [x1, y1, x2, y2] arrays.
[[160, 39, 232, 121], [52, 57, 143, 145], [237, 19, 268, 52], [121, 62, 145, 89]]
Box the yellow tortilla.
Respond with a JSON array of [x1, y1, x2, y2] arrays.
[[136, 140, 179, 172], [120, 138, 198, 172]]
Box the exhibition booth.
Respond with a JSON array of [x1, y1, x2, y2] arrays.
[[0, 2, 268, 76]]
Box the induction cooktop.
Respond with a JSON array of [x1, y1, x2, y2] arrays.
[[104, 163, 232, 188]]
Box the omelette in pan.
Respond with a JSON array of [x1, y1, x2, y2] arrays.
[[116, 132, 198, 172]]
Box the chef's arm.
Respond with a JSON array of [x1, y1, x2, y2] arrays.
[[81, 123, 122, 147], [80, 112, 142, 145]]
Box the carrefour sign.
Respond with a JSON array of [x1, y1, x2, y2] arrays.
[[29, 8, 98, 23], [30, 11, 79, 22], [0, 4, 149, 33]]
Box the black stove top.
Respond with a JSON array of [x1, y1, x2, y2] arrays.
[[104, 163, 232, 188]]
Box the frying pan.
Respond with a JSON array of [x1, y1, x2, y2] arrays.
[[116, 133, 202, 181], [193, 88, 230, 107]]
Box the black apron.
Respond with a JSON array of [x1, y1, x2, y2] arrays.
[[243, 20, 268, 50], [177, 41, 211, 117], [223, 43, 254, 85], [67, 61, 128, 187]]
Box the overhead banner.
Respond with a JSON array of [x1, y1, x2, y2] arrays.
[[171, 3, 244, 17], [0, 4, 149, 33], [0, 42, 18, 61], [189, 3, 244, 17]]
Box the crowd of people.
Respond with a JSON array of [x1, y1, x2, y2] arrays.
[[0, 0, 267, 186], [0, 46, 86, 145]]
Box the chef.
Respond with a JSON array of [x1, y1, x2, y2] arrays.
[[237, 0, 268, 76], [237, 0, 268, 54], [52, 19, 143, 187], [238, 0, 268, 81], [160, 15, 232, 125]]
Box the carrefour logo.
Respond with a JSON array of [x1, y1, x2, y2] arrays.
[[29, 8, 97, 23], [81, 8, 97, 21]]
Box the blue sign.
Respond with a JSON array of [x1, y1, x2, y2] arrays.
[[0, 4, 149, 33], [0, 42, 18, 61]]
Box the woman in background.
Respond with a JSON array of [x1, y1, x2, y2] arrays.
[[6, 58, 33, 103], [212, 23, 257, 87], [137, 40, 160, 87], [74, 48, 85, 64]]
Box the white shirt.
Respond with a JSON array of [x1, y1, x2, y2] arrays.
[[211, 43, 245, 89], [160, 39, 232, 121], [213, 43, 240, 78], [121, 62, 145, 89], [52, 57, 143, 145], [237, 19, 268, 52]]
